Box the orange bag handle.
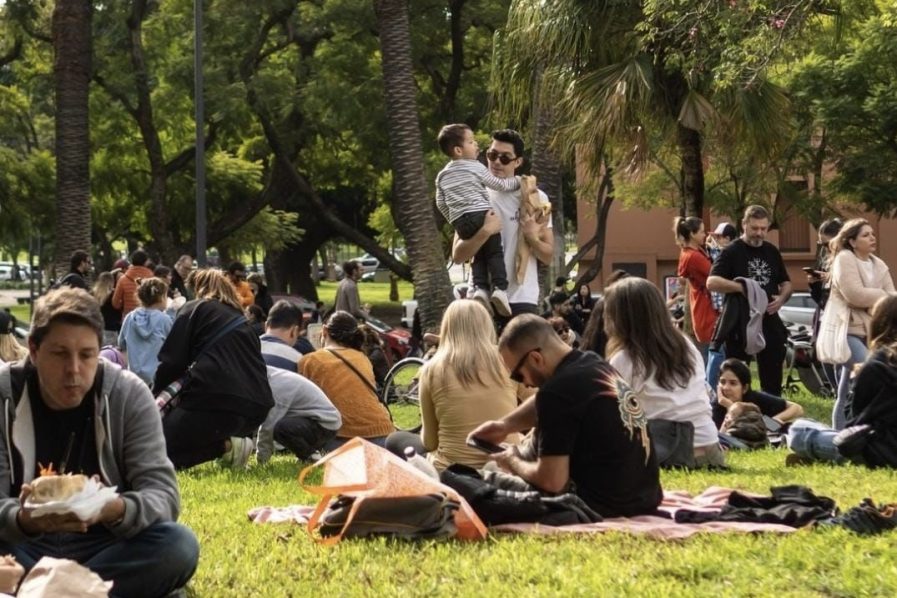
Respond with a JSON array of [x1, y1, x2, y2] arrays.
[[298, 437, 371, 496], [306, 494, 367, 546]]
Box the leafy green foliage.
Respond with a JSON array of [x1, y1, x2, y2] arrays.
[[783, 4, 897, 215]]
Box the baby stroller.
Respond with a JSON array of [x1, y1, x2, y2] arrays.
[[783, 324, 834, 398]]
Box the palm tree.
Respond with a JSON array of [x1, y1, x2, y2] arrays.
[[372, 0, 452, 332], [52, 0, 92, 277], [492, 0, 812, 217]]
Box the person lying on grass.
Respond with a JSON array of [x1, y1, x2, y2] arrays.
[[468, 314, 663, 518], [712, 358, 804, 430]]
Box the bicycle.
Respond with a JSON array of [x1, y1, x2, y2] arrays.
[[381, 356, 425, 432]]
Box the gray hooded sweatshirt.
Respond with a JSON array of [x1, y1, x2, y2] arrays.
[[0, 360, 180, 544]]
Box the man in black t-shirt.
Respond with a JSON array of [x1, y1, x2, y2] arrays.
[[468, 315, 662, 517], [708, 205, 793, 395]]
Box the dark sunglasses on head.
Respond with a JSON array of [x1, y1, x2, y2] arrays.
[[485, 150, 516, 165]]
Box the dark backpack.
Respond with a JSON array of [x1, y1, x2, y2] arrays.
[[49, 272, 81, 291], [318, 493, 459, 540]]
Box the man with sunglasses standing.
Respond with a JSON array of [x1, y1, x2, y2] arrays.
[[452, 130, 555, 321], [467, 315, 663, 517]]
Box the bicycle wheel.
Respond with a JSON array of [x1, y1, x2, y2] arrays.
[[381, 357, 424, 432]]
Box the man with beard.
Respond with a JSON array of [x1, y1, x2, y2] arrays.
[[707, 205, 792, 395]]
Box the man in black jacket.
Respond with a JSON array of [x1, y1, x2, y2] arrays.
[[56, 250, 91, 290], [708, 205, 792, 396]]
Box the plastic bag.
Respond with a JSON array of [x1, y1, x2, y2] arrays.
[[24, 479, 119, 521], [17, 557, 111, 597], [299, 437, 487, 545]]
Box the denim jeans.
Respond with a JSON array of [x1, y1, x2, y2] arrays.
[[0, 521, 199, 598], [273, 416, 337, 460], [706, 348, 726, 394], [832, 335, 867, 430], [786, 418, 845, 464]]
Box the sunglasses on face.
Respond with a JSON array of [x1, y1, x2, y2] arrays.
[[485, 150, 516, 165], [509, 347, 540, 383]]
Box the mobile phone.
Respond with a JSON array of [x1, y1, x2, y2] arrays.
[[801, 267, 818, 274], [465, 436, 506, 454]]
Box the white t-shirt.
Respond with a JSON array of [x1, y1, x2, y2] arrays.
[[488, 187, 552, 306], [608, 342, 718, 448], [858, 257, 875, 284]]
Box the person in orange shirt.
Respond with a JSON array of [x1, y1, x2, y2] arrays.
[[111, 249, 155, 318], [225, 261, 255, 308]]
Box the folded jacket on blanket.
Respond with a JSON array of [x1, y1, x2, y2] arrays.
[[674, 485, 836, 527], [440, 464, 602, 526]]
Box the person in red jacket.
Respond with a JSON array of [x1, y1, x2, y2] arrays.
[[675, 217, 718, 360], [111, 249, 155, 318]]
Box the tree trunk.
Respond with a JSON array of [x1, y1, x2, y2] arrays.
[[573, 156, 614, 288], [677, 123, 704, 217], [530, 97, 564, 297], [373, 0, 452, 332], [52, 0, 92, 278]]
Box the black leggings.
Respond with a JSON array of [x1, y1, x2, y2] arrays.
[[163, 408, 261, 470], [727, 314, 788, 396]]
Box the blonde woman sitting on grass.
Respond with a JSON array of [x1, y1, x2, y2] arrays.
[[0, 311, 27, 363], [385, 300, 522, 470]]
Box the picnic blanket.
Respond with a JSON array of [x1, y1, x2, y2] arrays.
[[247, 486, 797, 539]]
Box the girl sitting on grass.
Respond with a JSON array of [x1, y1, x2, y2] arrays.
[[604, 276, 724, 468], [118, 277, 173, 386], [0, 311, 27, 363]]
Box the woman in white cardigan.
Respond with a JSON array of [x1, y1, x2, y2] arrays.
[[828, 218, 896, 429]]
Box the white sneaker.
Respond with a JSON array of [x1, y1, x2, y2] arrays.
[[472, 288, 492, 312], [490, 289, 512, 317], [221, 436, 254, 469]]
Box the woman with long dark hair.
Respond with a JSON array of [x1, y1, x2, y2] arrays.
[[605, 277, 723, 467]]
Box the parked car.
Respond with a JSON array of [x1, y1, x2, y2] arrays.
[[0, 263, 34, 281], [779, 292, 817, 327], [364, 314, 412, 363]]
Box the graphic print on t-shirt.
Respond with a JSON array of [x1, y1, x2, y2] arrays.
[[747, 257, 773, 290], [601, 373, 651, 463]]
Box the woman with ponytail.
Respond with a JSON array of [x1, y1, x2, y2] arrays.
[[675, 217, 718, 359], [300, 310, 394, 449]]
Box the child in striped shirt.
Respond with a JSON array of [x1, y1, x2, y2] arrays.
[[435, 123, 520, 316]]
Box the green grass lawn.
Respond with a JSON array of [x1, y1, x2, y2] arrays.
[[179, 385, 897, 597]]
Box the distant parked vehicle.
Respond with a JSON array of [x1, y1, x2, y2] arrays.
[[779, 292, 816, 327]]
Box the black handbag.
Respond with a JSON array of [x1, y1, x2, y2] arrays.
[[647, 419, 696, 469]]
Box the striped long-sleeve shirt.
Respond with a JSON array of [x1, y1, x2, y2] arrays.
[[435, 159, 520, 223]]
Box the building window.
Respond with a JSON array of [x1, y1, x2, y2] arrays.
[[611, 262, 647, 278]]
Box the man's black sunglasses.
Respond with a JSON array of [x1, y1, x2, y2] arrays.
[[485, 150, 517, 165], [509, 347, 540, 383]]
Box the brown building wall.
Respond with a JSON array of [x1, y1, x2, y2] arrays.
[[576, 199, 897, 295]]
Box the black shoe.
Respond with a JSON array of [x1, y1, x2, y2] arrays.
[[821, 498, 897, 535], [833, 424, 873, 459]]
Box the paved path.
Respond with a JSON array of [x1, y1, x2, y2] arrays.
[[0, 289, 32, 308]]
